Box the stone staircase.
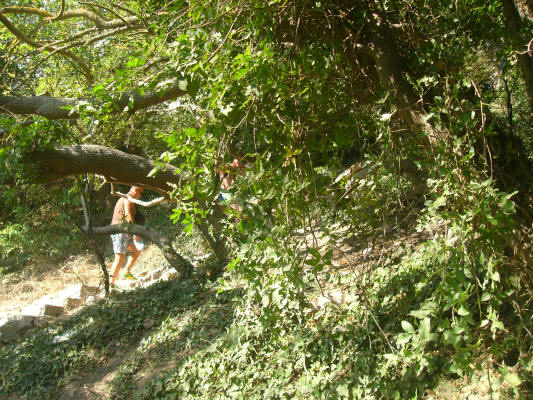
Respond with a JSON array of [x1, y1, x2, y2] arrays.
[[0, 265, 179, 345]]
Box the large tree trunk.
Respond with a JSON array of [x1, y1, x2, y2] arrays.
[[202, 205, 231, 262], [502, 0, 533, 114]]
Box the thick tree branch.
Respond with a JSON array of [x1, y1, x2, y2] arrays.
[[0, 6, 139, 29], [0, 78, 188, 120], [502, 0, 533, 114], [79, 1, 131, 27], [30, 145, 183, 195], [110, 183, 168, 206], [44, 25, 145, 56], [51, 0, 66, 21], [84, 223, 193, 276]]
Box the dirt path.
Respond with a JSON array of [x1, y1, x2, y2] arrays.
[[0, 253, 102, 316], [0, 247, 160, 316], [59, 342, 139, 400]]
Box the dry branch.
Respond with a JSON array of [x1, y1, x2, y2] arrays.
[[0, 13, 94, 82]]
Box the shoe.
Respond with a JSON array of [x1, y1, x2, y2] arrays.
[[123, 273, 136, 280]]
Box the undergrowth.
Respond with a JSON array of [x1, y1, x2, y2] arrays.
[[1, 143, 532, 399], [0, 278, 237, 400]]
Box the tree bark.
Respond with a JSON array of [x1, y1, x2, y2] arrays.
[[30, 145, 182, 196], [0, 79, 188, 120], [502, 0, 533, 114], [201, 205, 231, 262], [368, 31, 440, 146]]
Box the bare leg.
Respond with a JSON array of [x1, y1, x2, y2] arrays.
[[110, 253, 126, 286], [124, 244, 140, 274]]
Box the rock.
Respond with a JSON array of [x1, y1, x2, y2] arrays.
[[150, 267, 165, 281], [59, 285, 86, 310], [65, 297, 83, 310], [115, 280, 137, 289], [125, 280, 137, 289], [20, 303, 41, 316], [0, 315, 47, 343], [13, 316, 35, 336], [32, 317, 48, 329], [160, 269, 178, 281], [142, 318, 155, 329], [83, 286, 101, 297], [0, 323, 19, 343], [42, 303, 65, 317]]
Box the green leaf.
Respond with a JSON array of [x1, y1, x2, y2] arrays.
[[396, 333, 412, 346], [336, 383, 349, 398], [147, 167, 159, 178], [183, 127, 198, 138], [401, 320, 415, 333], [308, 248, 320, 259], [409, 309, 428, 319], [504, 371, 522, 387], [456, 306, 470, 316], [420, 317, 431, 341], [178, 80, 188, 91], [188, 78, 201, 97], [480, 292, 491, 302]]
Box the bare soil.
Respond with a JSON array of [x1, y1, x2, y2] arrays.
[[0, 253, 102, 315], [0, 247, 160, 316]]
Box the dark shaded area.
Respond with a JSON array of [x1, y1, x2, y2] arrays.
[[0, 278, 240, 399]]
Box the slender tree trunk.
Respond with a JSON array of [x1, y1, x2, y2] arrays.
[[502, 0, 533, 115], [205, 205, 231, 262], [368, 30, 441, 146]]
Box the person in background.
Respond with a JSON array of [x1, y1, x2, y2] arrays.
[[109, 186, 144, 286], [217, 158, 244, 212]]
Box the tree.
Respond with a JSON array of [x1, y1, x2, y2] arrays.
[[2, 1, 533, 397], [1, 0, 531, 271]]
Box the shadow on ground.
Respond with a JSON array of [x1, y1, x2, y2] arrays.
[[0, 277, 240, 400]]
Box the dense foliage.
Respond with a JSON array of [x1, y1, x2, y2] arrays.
[[1, 0, 532, 398]]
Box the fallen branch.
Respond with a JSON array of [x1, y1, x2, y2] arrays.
[[82, 223, 193, 277]]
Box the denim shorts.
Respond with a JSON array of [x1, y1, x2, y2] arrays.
[[111, 233, 132, 254], [219, 191, 233, 205]]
